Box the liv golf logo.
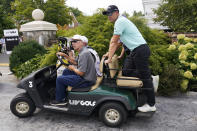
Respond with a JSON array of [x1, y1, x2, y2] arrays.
[[69, 99, 96, 106]]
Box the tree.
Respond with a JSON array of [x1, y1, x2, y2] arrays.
[[69, 7, 83, 17], [153, 0, 197, 32], [68, 7, 86, 24], [0, 5, 15, 37], [0, 0, 14, 15], [44, 0, 72, 25], [11, 0, 72, 25], [11, 0, 44, 25]]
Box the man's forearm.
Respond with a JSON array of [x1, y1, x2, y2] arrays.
[[107, 35, 121, 60], [73, 68, 84, 76], [108, 42, 119, 60], [68, 57, 77, 65], [61, 53, 77, 65]]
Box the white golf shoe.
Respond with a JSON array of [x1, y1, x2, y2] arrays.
[[138, 104, 156, 112]]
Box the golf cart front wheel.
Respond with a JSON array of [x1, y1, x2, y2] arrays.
[[99, 102, 128, 127], [10, 93, 36, 118]]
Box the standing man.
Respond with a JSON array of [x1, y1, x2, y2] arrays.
[[102, 5, 156, 112]]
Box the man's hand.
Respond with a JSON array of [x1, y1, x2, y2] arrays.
[[68, 65, 75, 71], [56, 52, 64, 56], [103, 52, 109, 58], [104, 58, 112, 64], [56, 52, 69, 59], [117, 55, 123, 59]]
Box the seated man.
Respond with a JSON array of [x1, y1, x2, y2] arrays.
[[50, 35, 97, 106], [80, 35, 102, 76]]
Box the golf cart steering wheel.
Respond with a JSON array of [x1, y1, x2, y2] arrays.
[[57, 55, 70, 67]]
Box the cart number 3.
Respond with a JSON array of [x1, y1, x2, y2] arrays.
[[29, 81, 33, 88]]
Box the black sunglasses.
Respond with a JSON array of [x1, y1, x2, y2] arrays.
[[71, 40, 81, 43], [107, 12, 113, 16]]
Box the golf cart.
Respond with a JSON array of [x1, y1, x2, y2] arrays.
[[10, 37, 154, 127]]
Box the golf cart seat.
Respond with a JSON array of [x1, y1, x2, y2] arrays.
[[67, 56, 104, 92], [108, 55, 143, 88]]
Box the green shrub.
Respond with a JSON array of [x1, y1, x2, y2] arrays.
[[149, 45, 179, 75], [158, 64, 182, 96], [40, 44, 58, 67], [14, 54, 44, 79], [13, 44, 58, 79], [9, 40, 46, 72], [149, 44, 182, 95]]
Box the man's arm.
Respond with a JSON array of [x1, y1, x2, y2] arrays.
[[68, 65, 84, 76], [56, 52, 77, 65], [118, 45, 125, 59], [106, 35, 121, 63], [67, 51, 77, 65]]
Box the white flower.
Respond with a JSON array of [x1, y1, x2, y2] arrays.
[[183, 71, 193, 79], [180, 79, 189, 91], [178, 45, 187, 51], [185, 43, 194, 49], [168, 45, 176, 50], [177, 34, 185, 39], [184, 37, 192, 42], [173, 42, 179, 46], [190, 63, 197, 70], [179, 53, 187, 60], [194, 53, 197, 60]]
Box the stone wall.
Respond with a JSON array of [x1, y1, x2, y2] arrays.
[[167, 32, 197, 42], [22, 30, 56, 46]]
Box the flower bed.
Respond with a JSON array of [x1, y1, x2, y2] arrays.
[[168, 34, 197, 91]]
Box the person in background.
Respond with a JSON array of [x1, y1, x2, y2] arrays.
[[0, 37, 6, 54]]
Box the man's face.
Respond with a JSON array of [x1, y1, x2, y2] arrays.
[[71, 39, 83, 51], [108, 11, 119, 22]]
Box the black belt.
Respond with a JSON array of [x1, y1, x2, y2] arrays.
[[132, 44, 147, 53], [128, 44, 147, 57]]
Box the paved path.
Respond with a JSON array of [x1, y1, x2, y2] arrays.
[[0, 82, 197, 131], [0, 66, 197, 131], [0, 53, 10, 65], [0, 55, 197, 131]]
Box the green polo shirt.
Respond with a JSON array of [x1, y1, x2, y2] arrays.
[[114, 15, 146, 51]]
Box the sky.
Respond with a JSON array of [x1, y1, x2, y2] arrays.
[[66, 0, 144, 16]]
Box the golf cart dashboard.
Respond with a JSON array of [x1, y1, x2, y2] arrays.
[[34, 65, 56, 82]]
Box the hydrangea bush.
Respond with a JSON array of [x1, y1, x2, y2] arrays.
[[168, 34, 197, 91]]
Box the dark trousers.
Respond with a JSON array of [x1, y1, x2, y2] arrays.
[[122, 44, 155, 106], [56, 69, 93, 101]]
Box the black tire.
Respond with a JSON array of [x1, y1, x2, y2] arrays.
[[99, 102, 128, 127], [10, 93, 36, 118]]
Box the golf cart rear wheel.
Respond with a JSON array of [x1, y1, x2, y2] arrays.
[[10, 93, 36, 118], [99, 102, 128, 127]]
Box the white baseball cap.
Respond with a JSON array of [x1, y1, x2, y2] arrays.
[[81, 36, 88, 44], [71, 35, 88, 44]]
